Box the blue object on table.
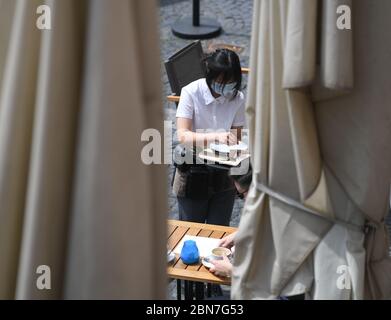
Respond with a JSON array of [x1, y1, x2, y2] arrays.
[[180, 240, 199, 264]]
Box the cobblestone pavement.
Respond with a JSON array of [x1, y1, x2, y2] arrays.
[[158, 0, 391, 300]]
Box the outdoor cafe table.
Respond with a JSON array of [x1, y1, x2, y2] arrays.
[[167, 219, 237, 300]]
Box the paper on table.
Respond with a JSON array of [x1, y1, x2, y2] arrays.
[[173, 235, 221, 258]]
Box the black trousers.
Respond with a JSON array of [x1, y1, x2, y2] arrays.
[[177, 188, 236, 226]]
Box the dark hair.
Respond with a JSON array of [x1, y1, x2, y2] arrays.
[[203, 49, 242, 99], [230, 164, 252, 190]]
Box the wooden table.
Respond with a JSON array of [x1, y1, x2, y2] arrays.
[[167, 219, 237, 299]]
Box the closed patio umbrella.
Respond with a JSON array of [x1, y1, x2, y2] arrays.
[[232, 0, 391, 300], [0, 0, 166, 299]]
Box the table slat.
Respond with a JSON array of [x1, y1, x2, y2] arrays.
[[168, 220, 237, 233], [167, 224, 177, 238], [168, 268, 231, 285], [168, 226, 188, 251]]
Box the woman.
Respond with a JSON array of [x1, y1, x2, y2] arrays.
[[210, 168, 305, 300], [173, 49, 245, 226], [209, 166, 252, 277]]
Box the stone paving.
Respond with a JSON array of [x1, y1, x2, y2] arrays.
[[158, 0, 391, 299]]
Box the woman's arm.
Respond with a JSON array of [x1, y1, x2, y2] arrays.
[[177, 118, 238, 147]]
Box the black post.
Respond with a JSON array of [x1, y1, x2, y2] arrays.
[[195, 282, 205, 300], [206, 283, 212, 298], [172, 0, 222, 39], [193, 0, 200, 26], [188, 281, 194, 300], [177, 279, 182, 300]]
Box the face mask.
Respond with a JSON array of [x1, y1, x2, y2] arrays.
[[211, 81, 237, 99]]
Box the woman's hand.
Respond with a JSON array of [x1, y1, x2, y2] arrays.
[[177, 118, 238, 146], [218, 231, 236, 249], [217, 132, 237, 145], [209, 256, 232, 277]]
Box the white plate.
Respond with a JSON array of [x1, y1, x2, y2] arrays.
[[201, 258, 213, 269], [198, 152, 250, 167], [229, 141, 248, 151], [201, 255, 221, 269], [210, 142, 248, 153], [210, 143, 230, 153], [167, 251, 175, 263]]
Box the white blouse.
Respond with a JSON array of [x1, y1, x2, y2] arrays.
[[176, 78, 246, 132]]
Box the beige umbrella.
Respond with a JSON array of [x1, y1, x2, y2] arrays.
[[232, 0, 391, 300], [0, 0, 166, 299]]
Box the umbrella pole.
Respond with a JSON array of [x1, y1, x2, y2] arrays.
[[172, 0, 222, 39]]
